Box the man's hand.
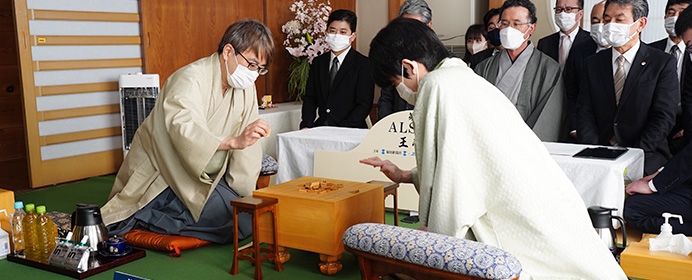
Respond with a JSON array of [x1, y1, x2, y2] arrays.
[[220, 119, 270, 150], [625, 171, 660, 195], [359, 157, 412, 184]]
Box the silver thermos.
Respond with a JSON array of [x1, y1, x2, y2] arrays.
[[587, 206, 627, 258], [70, 204, 108, 255]]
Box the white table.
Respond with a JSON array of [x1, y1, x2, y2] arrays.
[[544, 142, 644, 220], [275, 127, 646, 219], [258, 102, 302, 159], [276, 126, 369, 183]]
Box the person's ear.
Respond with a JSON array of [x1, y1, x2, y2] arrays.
[[350, 32, 357, 43], [223, 43, 235, 61], [401, 59, 417, 78], [636, 17, 648, 33]]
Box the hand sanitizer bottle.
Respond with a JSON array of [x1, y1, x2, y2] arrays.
[[659, 212, 683, 237]]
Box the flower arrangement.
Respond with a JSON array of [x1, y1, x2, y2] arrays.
[[282, 0, 332, 101]]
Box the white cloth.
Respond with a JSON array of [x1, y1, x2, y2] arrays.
[[412, 57, 626, 279]]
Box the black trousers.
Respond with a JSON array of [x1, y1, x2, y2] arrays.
[[623, 185, 692, 235]]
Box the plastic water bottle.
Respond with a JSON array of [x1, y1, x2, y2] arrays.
[[10, 201, 26, 256], [36, 205, 57, 264], [0, 209, 9, 259], [22, 203, 39, 261]]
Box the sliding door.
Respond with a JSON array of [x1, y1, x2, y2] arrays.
[[14, 0, 141, 187]]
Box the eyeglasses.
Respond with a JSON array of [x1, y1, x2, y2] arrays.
[[554, 6, 581, 13], [498, 20, 532, 29], [236, 52, 268, 75]]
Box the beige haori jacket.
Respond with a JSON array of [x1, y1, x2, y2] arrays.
[[102, 53, 261, 225]]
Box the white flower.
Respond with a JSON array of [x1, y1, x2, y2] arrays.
[[282, 0, 332, 63]]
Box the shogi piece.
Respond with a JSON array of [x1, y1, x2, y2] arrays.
[[230, 196, 282, 280]]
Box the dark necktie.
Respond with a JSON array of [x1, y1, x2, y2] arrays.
[[329, 57, 339, 86], [671, 45, 680, 61]]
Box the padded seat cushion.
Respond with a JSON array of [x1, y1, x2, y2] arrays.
[[342, 223, 522, 279], [261, 154, 278, 174]]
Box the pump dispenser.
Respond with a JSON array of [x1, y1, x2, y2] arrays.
[[649, 212, 692, 255], [659, 212, 683, 237]]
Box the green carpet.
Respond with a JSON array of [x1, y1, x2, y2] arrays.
[[1, 176, 419, 279]]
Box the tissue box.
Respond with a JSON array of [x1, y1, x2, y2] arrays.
[[0, 188, 15, 233], [620, 235, 692, 280]]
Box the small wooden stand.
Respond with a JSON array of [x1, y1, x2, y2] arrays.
[[368, 180, 400, 226], [230, 196, 282, 280]]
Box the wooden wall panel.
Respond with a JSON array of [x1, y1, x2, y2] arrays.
[[265, 0, 356, 103], [0, 0, 27, 169], [141, 0, 357, 104], [140, 0, 266, 97]]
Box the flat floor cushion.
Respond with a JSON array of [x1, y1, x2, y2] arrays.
[[123, 229, 212, 257]]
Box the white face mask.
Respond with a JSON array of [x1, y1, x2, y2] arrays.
[[500, 26, 530, 50], [603, 21, 638, 48], [395, 63, 418, 105], [555, 12, 577, 32], [665, 16, 678, 37], [325, 33, 352, 52], [590, 23, 610, 48], [469, 41, 488, 55], [226, 53, 259, 90]]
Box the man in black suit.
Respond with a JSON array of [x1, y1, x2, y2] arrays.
[[624, 141, 692, 235], [577, 0, 679, 175], [538, 0, 597, 141], [648, 0, 692, 155], [300, 9, 374, 129], [468, 8, 502, 70], [624, 7, 692, 235]]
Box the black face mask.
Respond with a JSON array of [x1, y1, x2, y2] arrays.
[[487, 28, 502, 48]]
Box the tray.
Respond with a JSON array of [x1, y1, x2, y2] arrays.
[[7, 248, 146, 279]]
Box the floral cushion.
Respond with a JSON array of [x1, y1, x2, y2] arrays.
[[261, 154, 278, 174], [342, 223, 522, 279]]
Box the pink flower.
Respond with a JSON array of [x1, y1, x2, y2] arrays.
[[281, 0, 332, 64]]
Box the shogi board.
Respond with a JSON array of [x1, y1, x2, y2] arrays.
[[253, 176, 384, 256]]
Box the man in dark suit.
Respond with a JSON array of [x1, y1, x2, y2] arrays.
[[538, 0, 597, 141], [577, 0, 679, 175], [624, 6, 692, 235], [300, 9, 374, 129], [624, 141, 692, 235], [468, 8, 501, 70], [648, 0, 692, 155]]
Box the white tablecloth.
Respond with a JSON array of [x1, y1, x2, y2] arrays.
[[544, 142, 644, 219], [276, 126, 369, 183], [275, 127, 645, 220], [258, 102, 302, 159]]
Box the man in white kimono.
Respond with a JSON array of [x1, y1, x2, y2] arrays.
[[102, 19, 274, 243], [475, 0, 566, 142], [362, 17, 626, 279]]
